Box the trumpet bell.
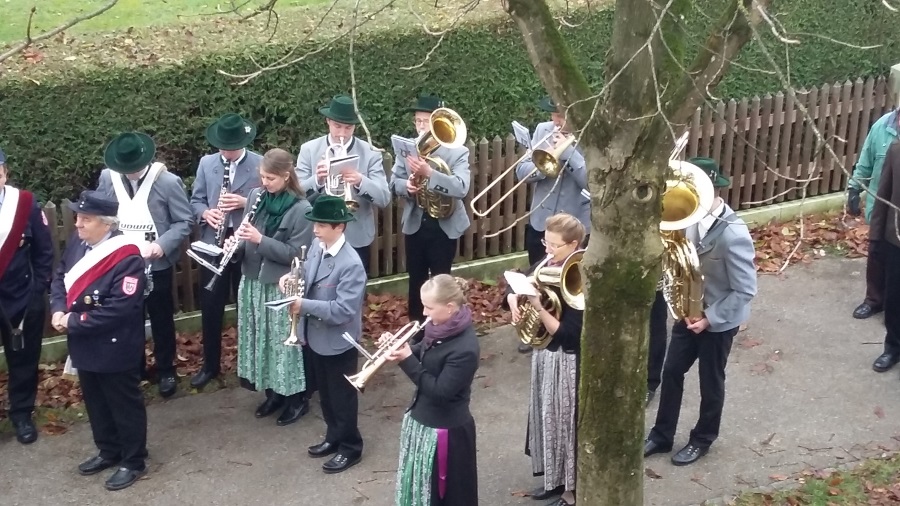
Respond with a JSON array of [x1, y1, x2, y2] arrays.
[[660, 160, 715, 232]]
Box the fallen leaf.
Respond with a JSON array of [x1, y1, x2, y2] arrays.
[[769, 474, 789, 481], [645, 467, 662, 479], [874, 406, 885, 419]]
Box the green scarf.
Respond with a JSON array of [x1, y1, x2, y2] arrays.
[[258, 190, 299, 236]]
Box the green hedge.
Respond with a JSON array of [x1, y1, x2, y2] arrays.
[[0, 0, 896, 202]]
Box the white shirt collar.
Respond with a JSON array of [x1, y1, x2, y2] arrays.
[[698, 199, 726, 240], [222, 149, 247, 167], [0, 186, 5, 206], [321, 234, 346, 257], [84, 231, 113, 250]]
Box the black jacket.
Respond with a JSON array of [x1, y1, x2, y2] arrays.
[[398, 323, 480, 429], [503, 259, 584, 355]]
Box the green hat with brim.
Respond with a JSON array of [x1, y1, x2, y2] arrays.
[[688, 157, 731, 188], [304, 195, 356, 224], [205, 113, 257, 150], [103, 132, 156, 174], [319, 95, 363, 125], [408, 95, 445, 113], [537, 95, 558, 113]]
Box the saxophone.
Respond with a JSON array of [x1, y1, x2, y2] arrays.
[[283, 245, 308, 347], [203, 191, 264, 292]]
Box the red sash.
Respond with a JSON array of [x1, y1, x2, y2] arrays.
[[0, 187, 34, 277], [64, 235, 142, 308]]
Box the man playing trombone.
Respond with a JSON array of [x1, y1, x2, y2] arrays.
[[514, 96, 591, 353], [390, 94, 471, 323], [295, 94, 390, 273], [282, 195, 366, 474]]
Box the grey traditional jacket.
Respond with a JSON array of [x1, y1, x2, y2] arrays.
[[235, 188, 313, 284], [515, 121, 591, 231], [295, 135, 390, 248], [685, 203, 757, 332], [190, 150, 264, 245], [96, 167, 193, 271], [390, 144, 471, 239], [300, 237, 367, 356]]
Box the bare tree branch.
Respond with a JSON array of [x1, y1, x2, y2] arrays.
[[664, 0, 771, 125], [0, 0, 120, 64], [242, 0, 280, 20]]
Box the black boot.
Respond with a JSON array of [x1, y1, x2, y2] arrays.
[[276, 393, 310, 426], [255, 389, 285, 418]]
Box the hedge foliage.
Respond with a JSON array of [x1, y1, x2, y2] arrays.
[[0, 0, 897, 202]]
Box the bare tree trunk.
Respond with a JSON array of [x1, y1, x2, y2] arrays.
[[505, 0, 768, 504]]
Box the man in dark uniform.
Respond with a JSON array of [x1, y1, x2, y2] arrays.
[[50, 190, 149, 491], [0, 147, 53, 445]]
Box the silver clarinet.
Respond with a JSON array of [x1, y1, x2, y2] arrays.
[[144, 231, 157, 297], [202, 191, 264, 292], [283, 245, 308, 347]]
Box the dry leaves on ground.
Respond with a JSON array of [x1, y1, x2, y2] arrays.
[[751, 212, 868, 273]]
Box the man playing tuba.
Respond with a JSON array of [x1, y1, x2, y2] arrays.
[[390, 94, 471, 323]]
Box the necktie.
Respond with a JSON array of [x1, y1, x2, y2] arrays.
[[123, 175, 135, 198]]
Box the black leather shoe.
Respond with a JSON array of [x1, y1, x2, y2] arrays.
[[643, 438, 672, 458], [873, 353, 900, 372], [13, 418, 37, 445], [545, 499, 574, 506], [189, 370, 218, 389], [518, 343, 533, 354], [308, 441, 339, 458], [158, 373, 177, 398], [255, 394, 285, 418], [78, 455, 120, 476], [671, 443, 709, 466], [645, 390, 656, 408], [322, 452, 361, 474], [276, 400, 309, 426], [853, 303, 882, 319], [530, 485, 563, 500], [104, 466, 146, 491]]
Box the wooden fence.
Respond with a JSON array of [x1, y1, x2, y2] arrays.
[[37, 75, 896, 314]]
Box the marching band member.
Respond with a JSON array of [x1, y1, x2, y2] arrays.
[[390, 94, 471, 322], [96, 132, 193, 398], [190, 113, 263, 389], [283, 195, 366, 474], [0, 147, 53, 445], [505, 213, 585, 506], [515, 96, 591, 354], [223, 148, 313, 426], [644, 160, 757, 466], [50, 191, 148, 491], [384, 274, 480, 506], [295, 94, 390, 273]]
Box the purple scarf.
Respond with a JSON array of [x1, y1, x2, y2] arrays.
[[422, 305, 473, 349]]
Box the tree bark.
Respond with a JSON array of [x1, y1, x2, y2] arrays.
[[505, 1, 767, 504]]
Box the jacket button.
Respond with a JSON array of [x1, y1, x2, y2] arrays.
[[111, 338, 117, 343]]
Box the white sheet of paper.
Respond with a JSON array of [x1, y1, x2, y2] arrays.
[[190, 241, 223, 257], [391, 134, 420, 161], [511, 121, 532, 149], [329, 154, 361, 178], [503, 271, 538, 296], [265, 296, 300, 311]]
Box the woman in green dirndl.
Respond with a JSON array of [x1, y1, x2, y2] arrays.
[[224, 148, 313, 426], [383, 274, 480, 506]]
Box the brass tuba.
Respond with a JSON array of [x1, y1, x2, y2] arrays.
[[516, 249, 585, 349], [342, 317, 432, 392], [659, 159, 715, 320], [413, 108, 467, 219], [324, 136, 359, 211]]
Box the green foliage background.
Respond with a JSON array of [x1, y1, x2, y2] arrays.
[[0, 0, 896, 202]]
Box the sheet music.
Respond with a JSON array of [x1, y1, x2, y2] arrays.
[[511, 121, 532, 149], [391, 135, 420, 161], [329, 154, 361, 178], [190, 241, 223, 257], [503, 271, 538, 296], [265, 295, 300, 311]]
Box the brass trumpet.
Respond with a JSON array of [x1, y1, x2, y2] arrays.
[[283, 246, 308, 347], [341, 317, 431, 392], [323, 136, 359, 211]]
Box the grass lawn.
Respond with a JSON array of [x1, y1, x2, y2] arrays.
[[0, 0, 325, 43]]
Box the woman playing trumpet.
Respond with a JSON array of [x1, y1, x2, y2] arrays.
[[382, 274, 480, 506], [504, 213, 585, 506], [223, 148, 313, 425]]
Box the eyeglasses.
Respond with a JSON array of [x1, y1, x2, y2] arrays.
[[413, 118, 430, 126], [541, 238, 571, 249]]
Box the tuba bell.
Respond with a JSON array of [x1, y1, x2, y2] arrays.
[[323, 136, 359, 211], [413, 108, 467, 219], [515, 249, 585, 349], [659, 159, 715, 321]]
